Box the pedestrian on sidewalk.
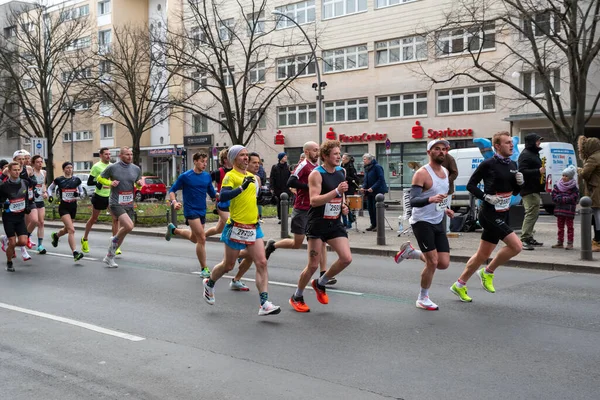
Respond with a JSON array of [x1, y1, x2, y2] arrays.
[[551, 166, 579, 250], [269, 152, 291, 224], [518, 133, 546, 250], [341, 153, 359, 229], [577, 136, 600, 252], [360, 153, 387, 231]]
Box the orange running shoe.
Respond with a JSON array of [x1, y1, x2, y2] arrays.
[[289, 295, 310, 313], [311, 279, 329, 304]]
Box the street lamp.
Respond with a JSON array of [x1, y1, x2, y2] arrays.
[[271, 10, 326, 144]]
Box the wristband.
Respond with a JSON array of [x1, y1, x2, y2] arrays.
[[170, 199, 176, 205], [335, 188, 341, 197]]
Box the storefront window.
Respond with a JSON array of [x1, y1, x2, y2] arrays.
[[376, 142, 426, 189], [284, 147, 303, 170], [341, 144, 368, 174]]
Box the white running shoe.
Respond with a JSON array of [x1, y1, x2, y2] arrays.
[[107, 236, 118, 257], [21, 247, 31, 261], [203, 278, 215, 305], [416, 296, 439, 310], [258, 301, 281, 316], [1, 235, 8, 252], [103, 255, 118, 268], [394, 241, 415, 264], [229, 279, 250, 291]]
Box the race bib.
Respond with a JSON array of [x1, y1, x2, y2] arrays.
[[28, 188, 34, 200], [324, 197, 342, 219], [34, 184, 43, 200], [495, 192, 512, 212], [435, 195, 451, 212], [229, 223, 257, 244], [9, 198, 26, 212], [118, 191, 133, 205], [61, 188, 77, 202]]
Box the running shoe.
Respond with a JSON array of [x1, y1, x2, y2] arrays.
[[115, 247, 122, 255], [37, 245, 47, 255], [103, 255, 118, 268], [1, 235, 7, 252], [478, 268, 496, 293], [81, 238, 90, 253], [450, 283, 472, 302], [394, 241, 415, 264], [21, 247, 31, 261], [203, 278, 215, 305], [289, 295, 310, 312], [265, 239, 276, 260], [6, 261, 14, 272], [229, 279, 250, 291], [51, 232, 59, 248], [258, 301, 281, 316], [325, 277, 337, 286], [107, 236, 118, 256], [416, 296, 439, 310], [26, 237, 34, 249], [529, 238, 544, 246], [73, 251, 84, 262], [165, 223, 176, 241], [199, 267, 211, 279], [236, 257, 244, 264], [311, 279, 329, 304]]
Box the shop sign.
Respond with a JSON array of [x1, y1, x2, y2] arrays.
[[149, 148, 175, 156], [183, 134, 213, 147], [274, 130, 285, 145], [427, 128, 473, 139], [326, 127, 388, 143]]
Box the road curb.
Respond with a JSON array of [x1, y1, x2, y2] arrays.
[[43, 222, 598, 274]]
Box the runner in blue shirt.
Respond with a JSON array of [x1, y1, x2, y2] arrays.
[[165, 152, 217, 278]]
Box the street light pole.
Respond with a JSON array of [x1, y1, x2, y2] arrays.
[[69, 108, 75, 164], [271, 10, 324, 144]]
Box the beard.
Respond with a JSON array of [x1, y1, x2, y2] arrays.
[[433, 155, 445, 165]]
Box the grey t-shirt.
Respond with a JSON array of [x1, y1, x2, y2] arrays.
[[101, 161, 142, 208]]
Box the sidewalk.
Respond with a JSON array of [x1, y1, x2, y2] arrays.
[[42, 210, 599, 274]]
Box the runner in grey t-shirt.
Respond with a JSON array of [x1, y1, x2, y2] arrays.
[[98, 146, 141, 268]]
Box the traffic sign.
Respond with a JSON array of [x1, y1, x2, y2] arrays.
[[385, 148, 391, 155], [385, 138, 391, 149], [31, 137, 47, 159]]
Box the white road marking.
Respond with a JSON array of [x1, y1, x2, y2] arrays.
[[191, 272, 363, 296], [43, 251, 98, 261], [0, 302, 145, 342]]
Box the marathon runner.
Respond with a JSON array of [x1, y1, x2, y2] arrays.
[[0, 162, 31, 271], [205, 148, 231, 240], [165, 152, 216, 278], [98, 147, 142, 268], [81, 148, 119, 254], [264, 141, 334, 284], [30, 155, 48, 254], [47, 162, 85, 262], [450, 131, 524, 302], [202, 145, 281, 316], [289, 140, 352, 313]]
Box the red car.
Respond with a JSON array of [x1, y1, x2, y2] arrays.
[[134, 176, 167, 202]]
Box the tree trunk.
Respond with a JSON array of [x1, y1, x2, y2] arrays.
[[46, 147, 55, 183], [132, 133, 142, 167]]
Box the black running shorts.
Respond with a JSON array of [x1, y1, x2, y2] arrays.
[[58, 202, 77, 219], [2, 215, 28, 237], [290, 208, 308, 235], [305, 219, 347, 242], [91, 194, 109, 211], [411, 220, 450, 253], [478, 208, 513, 245]]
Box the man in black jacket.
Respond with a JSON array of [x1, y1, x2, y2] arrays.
[[270, 152, 291, 223], [518, 133, 546, 249]]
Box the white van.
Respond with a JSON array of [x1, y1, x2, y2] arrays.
[[449, 141, 577, 214]]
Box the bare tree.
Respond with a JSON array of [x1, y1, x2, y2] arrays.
[[85, 25, 181, 165], [0, 2, 94, 181], [418, 0, 600, 149], [163, 0, 317, 147]]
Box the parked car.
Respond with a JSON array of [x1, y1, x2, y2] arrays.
[[134, 176, 167, 202], [74, 174, 96, 198]]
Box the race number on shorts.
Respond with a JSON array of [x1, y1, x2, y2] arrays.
[[229, 223, 257, 244], [324, 197, 342, 219], [118, 191, 133, 205]]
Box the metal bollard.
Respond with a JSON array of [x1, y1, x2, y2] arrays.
[[376, 193, 386, 245], [280, 192, 289, 238], [580, 196, 594, 261], [170, 203, 178, 225]]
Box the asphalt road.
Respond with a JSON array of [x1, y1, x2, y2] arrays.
[[1, 232, 599, 400]]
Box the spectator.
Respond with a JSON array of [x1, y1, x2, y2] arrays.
[[518, 133, 545, 250], [257, 159, 267, 222], [270, 152, 291, 224], [361, 153, 387, 231], [551, 165, 579, 250], [577, 136, 600, 252], [342, 153, 359, 229]]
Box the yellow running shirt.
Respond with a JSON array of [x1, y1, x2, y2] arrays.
[[222, 168, 258, 225]]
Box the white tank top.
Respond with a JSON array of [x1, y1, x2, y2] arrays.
[[409, 164, 449, 225]]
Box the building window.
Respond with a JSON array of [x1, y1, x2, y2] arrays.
[[323, 45, 368, 73], [248, 109, 266, 130], [5, 102, 18, 114], [4, 26, 17, 38], [74, 100, 91, 111], [275, 1, 315, 29], [21, 79, 34, 90], [218, 18, 234, 41], [322, 0, 367, 19], [99, 60, 111, 75], [248, 61, 266, 83], [324, 98, 368, 123], [219, 112, 228, 132], [68, 36, 91, 50], [193, 114, 208, 133], [376, 35, 427, 65], [62, 4, 89, 20], [377, 92, 427, 119], [7, 128, 19, 139], [64, 130, 93, 142], [191, 26, 206, 47], [74, 161, 93, 171], [437, 85, 495, 115], [100, 123, 113, 139], [376, 0, 417, 8], [524, 10, 561, 37], [276, 54, 315, 79], [98, 0, 111, 15], [522, 69, 561, 96], [278, 104, 317, 127], [191, 70, 207, 91], [247, 11, 265, 35], [98, 30, 111, 53], [222, 67, 234, 87], [436, 22, 495, 56]]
